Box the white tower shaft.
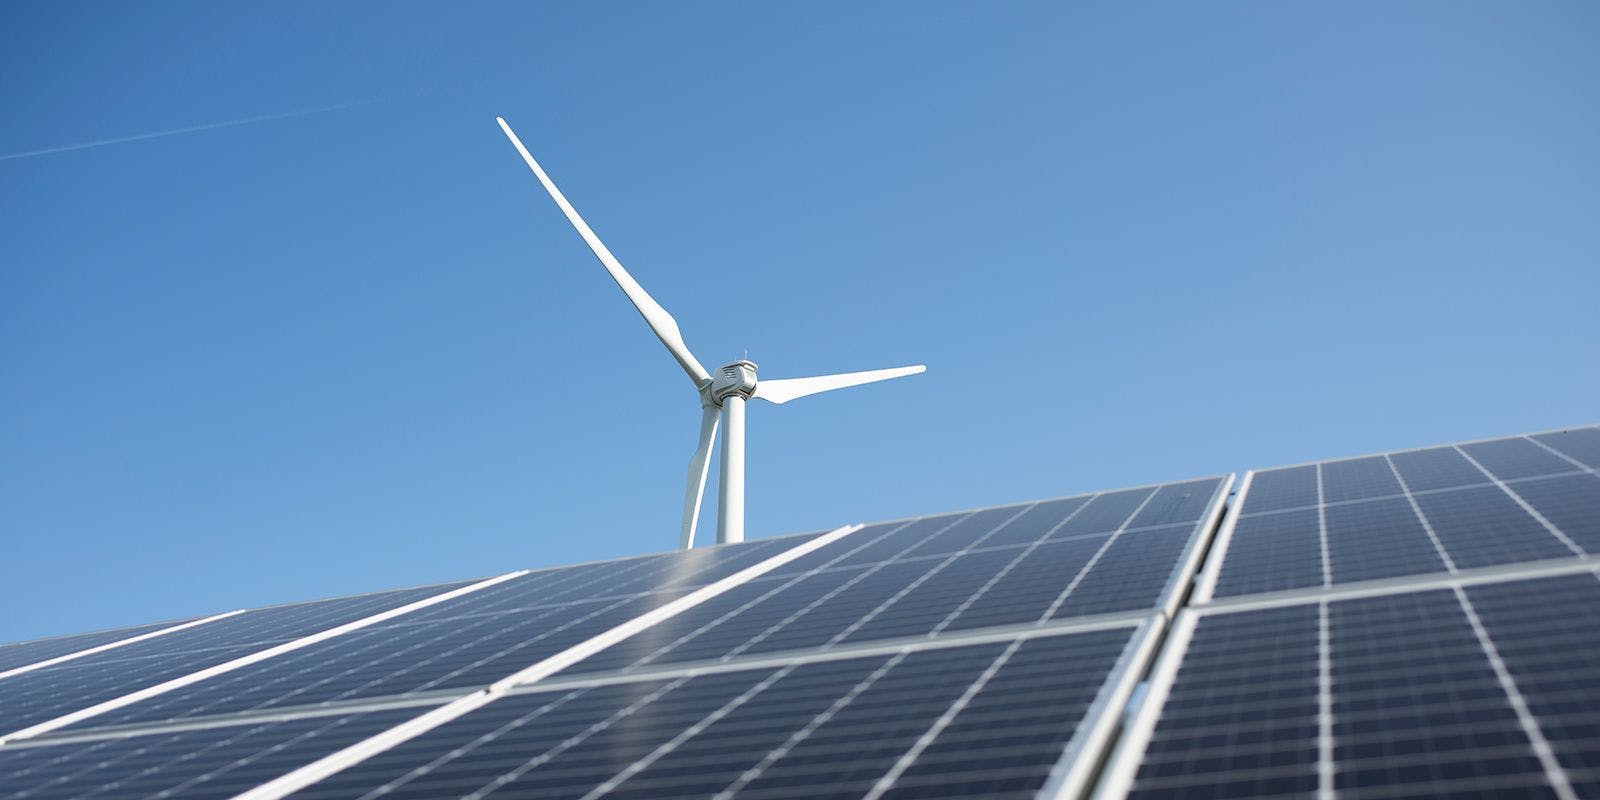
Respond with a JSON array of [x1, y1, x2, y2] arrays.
[[717, 394, 747, 544]]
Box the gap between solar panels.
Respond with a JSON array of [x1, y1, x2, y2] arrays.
[[0, 571, 531, 745]]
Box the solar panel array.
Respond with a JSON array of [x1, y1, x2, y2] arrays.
[[1096, 425, 1600, 799], [1, 424, 1595, 800]]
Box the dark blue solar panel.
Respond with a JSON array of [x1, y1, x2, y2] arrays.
[[977, 496, 1094, 548], [1129, 479, 1223, 528], [288, 628, 1135, 800], [1320, 456, 1402, 503], [1389, 446, 1489, 492], [1050, 525, 1194, 619], [1059, 487, 1157, 536], [1324, 497, 1447, 584], [74, 537, 800, 730], [937, 536, 1108, 633], [0, 705, 424, 800], [1242, 465, 1318, 514], [1328, 590, 1553, 798], [1506, 473, 1600, 554], [0, 581, 473, 735], [1467, 573, 1600, 798], [1532, 428, 1600, 470], [1461, 437, 1581, 481], [1413, 485, 1577, 569], [1126, 604, 1321, 799], [554, 479, 1220, 677], [1211, 509, 1322, 598], [0, 619, 189, 673]]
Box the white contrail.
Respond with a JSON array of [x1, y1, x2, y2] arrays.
[[0, 95, 401, 162]]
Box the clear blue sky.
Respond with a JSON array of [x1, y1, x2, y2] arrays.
[[3, 2, 1596, 643]]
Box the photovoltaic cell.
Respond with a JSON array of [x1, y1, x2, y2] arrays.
[[287, 626, 1138, 800], [1323, 497, 1446, 584], [0, 581, 474, 735], [1390, 446, 1491, 492], [0, 705, 425, 800], [1123, 604, 1321, 799], [1320, 456, 1402, 504], [71, 536, 804, 730], [1211, 509, 1322, 598], [1239, 465, 1317, 515]]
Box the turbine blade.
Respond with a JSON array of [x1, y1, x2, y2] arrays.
[[680, 405, 721, 549], [753, 365, 926, 405], [496, 117, 711, 387]]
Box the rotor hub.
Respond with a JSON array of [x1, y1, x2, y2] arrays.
[[710, 360, 759, 404]]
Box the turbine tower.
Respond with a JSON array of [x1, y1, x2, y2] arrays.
[[497, 117, 925, 549]]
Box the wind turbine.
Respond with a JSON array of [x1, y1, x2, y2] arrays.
[[496, 117, 925, 549]]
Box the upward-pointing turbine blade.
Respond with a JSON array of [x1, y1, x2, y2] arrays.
[[680, 405, 720, 549], [496, 117, 711, 388], [753, 365, 926, 405]]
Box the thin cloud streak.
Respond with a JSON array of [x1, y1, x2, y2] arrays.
[[0, 95, 404, 162]]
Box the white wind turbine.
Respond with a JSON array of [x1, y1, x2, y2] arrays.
[[497, 117, 925, 549]]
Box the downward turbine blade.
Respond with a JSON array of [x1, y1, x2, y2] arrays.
[[496, 117, 711, 387], [753, 365, 926, 405], [680, 405, 721, 549]]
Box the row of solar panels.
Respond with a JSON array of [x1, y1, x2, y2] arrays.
[[0, 425, 1595, 799]]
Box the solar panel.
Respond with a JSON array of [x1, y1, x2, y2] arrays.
[[0, 706, 431, 800], [64, 535, 808, 730], [1099, 569, 1600, 800], [283, 623, 1152, 800], [551, 478, 1227, 678], [0, 580, 480, 737], [1202, 429, 1600, 602], [0, 617, 193, 674], [1098, 425, 1600, 800], [1, 424, 1593, 800]]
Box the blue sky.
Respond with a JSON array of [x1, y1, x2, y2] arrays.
[[2, 2, 1596, 643]]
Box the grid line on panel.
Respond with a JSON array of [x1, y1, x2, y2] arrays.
[[1455, 446, 1586, 557], [562, 520, 925, 676], [1451, 586, 1579, 800], [1527, 434, 1600, 474], [0, 613, 239, 682], [928, 491, 1101, 636], [84, 536, 815, 731], [1381, 452, 1461, 573], [825, 504, 1037, 647], [476, 678, 692, 800], [718, 517, 977, 662], [711, 652, 909, 800], [352, 690, 590, 800], [1041, 488, 1162, 621], [1234, 468, 1597, 522], [576, 665, 798, 800], [860, 638, 1026, 800], [1316, 464, 1332, 589], [0, 573, 525, 745]]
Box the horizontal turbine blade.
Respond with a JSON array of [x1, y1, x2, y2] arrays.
[[680, 405, 720, 549], [496, 117, 711, 388], [753, 365, 926, 405]]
